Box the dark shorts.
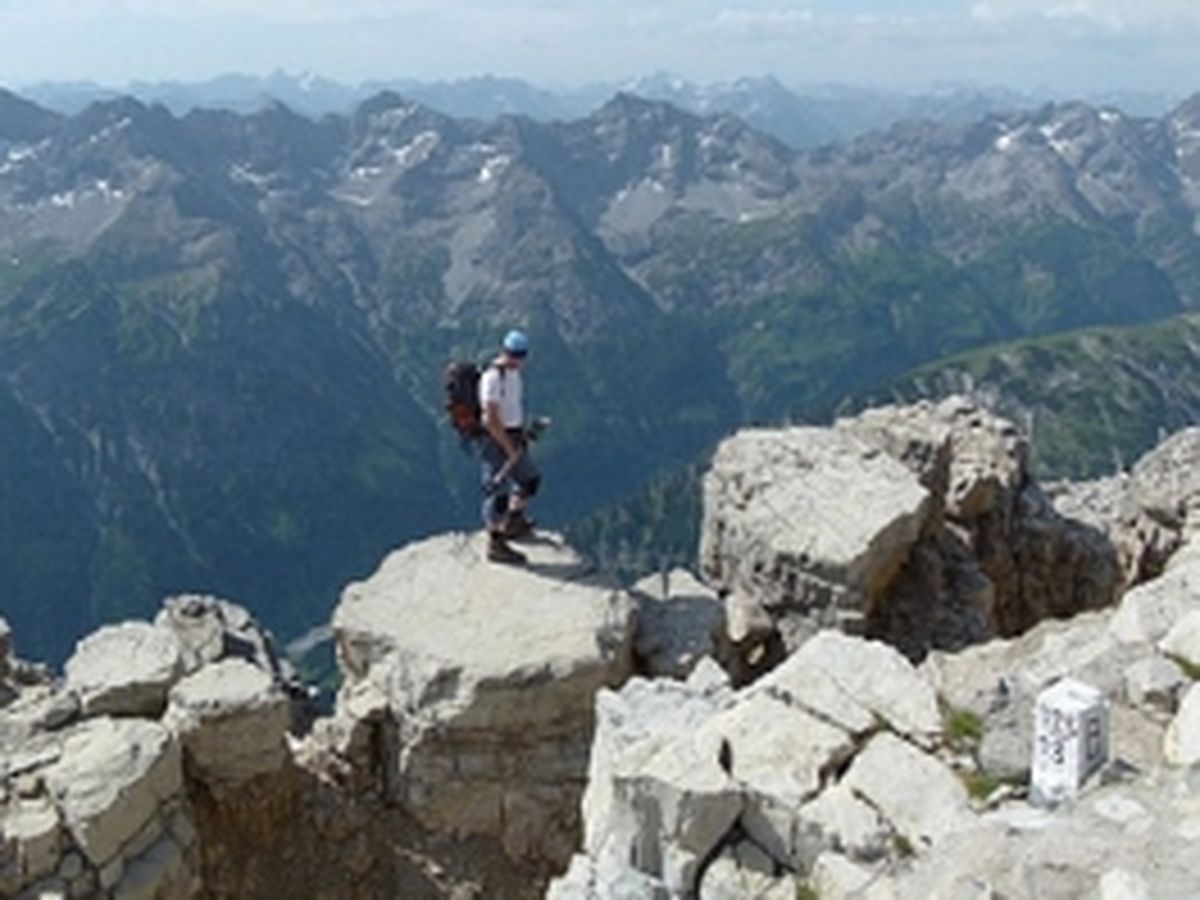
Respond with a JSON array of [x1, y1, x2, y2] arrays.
[[479, 431, 541, 528]]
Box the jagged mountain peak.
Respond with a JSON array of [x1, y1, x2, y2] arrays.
[[595, 90, 696, 124], [350, 91, 459, 138], [1171, 92, 1200, 130], [0, 88, 61, 142], [353, 90, 423, 121], [76, 94, 160, 125]]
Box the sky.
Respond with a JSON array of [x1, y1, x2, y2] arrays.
[[0, 0, 1197, 97]]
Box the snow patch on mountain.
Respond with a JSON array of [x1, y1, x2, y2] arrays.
[[1039, 121, 1078, 161], [230, 163, 271, 188], [392, 131, 439, 169], [0, 142, 47, 175], [994, 129, 1020, 153], [349, 165, 384, 181], [87, 117, 132, 146], [478, 155, 510, 184]]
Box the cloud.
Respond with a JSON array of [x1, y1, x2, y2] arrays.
[[0, 0, 437, 26], [700, 8, 817, 40], [971, 0, 1200, 30], [0, 0, 1196, 95]]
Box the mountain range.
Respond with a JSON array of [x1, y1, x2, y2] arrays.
[[20, 71, 1180, 150], [3, 84, 1200, 663]]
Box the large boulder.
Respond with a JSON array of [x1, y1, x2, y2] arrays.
[[64, 623, 183, 718], [155, 594, 313, 731], [0, 797, 63, 893], [846, 398, 1118, 648], [155, 595, 288, 679], [1128, 427, 1200, 539], [1109, 539, 1200, 645], [701, 398, 1119, 671], [699, 424, 933, 664], [164, 659, 290, 789], [42, 717, 185, 868], [569, 630, 958, 894], [332, 531, 635, 874], [1052, 428, 1200, 588], [581, 665, 734, 866], [840, 732, 970, 848], [755, 630, 943, 746]]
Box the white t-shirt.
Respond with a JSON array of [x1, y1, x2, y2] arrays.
[[478, 364, 523, 429]]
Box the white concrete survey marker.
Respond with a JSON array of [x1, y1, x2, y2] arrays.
[[1031, 678, 1109, 806]]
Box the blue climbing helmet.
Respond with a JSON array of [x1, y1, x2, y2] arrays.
[[503, 329, 529, 357]]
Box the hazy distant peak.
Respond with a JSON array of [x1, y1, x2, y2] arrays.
[[1171, 93, 1200, 128]]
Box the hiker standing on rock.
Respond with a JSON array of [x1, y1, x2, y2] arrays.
[[479, 329, 541, 564]]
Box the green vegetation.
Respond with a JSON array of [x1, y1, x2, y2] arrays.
[[943, 705, 985, 750], [1167, 653, 1200, 681], [961, 771, 1005, 802], [883, 312, 1200, 478], [565, 463, 706, 584], [891, 832, 916, 859]]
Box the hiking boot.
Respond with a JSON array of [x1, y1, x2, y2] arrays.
[[487, 533, 527, 565], [503, 510, 536, 540]]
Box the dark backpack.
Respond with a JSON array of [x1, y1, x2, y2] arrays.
[[444, 360, 490, 439]]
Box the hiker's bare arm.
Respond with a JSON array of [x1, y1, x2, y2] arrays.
[[485, 402, 519, 460]]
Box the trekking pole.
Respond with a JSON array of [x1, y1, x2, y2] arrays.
[[482, 417, 548, 496], [484, 446, 524, 496]]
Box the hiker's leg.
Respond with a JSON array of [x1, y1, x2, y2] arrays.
[[480, 438, 526, 564], [479, 438, 509, 532], [510, 453, 540, 510], [505, 455, 540, 539]]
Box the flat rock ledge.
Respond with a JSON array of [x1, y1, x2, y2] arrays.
[[64, 622, 183, 718], [331, 531, 636, 870]]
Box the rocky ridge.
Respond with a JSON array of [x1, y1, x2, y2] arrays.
[[702, 396, 1119, 676], [5, 396, 1200, 898]]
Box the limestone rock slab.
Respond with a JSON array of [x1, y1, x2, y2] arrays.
[[332, 531, 635, 867], [1123, 657, 1186, 715], [546, 854, 668, 900], [841, 732, 970, 847], [1, 797, 62, 888], [698, 842, 792, 900], [43, 718, 182, 866], [1109, 546, 1200, 645], [1165, 684, 1200, 766], [164, 658, 289, 787], [582, 676, 730, 861], [799, 785, 888, 862], [64, 623, 182, 718], [757, 630, 943, 744], [1159, 609, 1200, 668], [699, 425, 931, 647], [155, 595, 287, 680], [811, 852, 876, 898], [1129, 427, 1200, 535]]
